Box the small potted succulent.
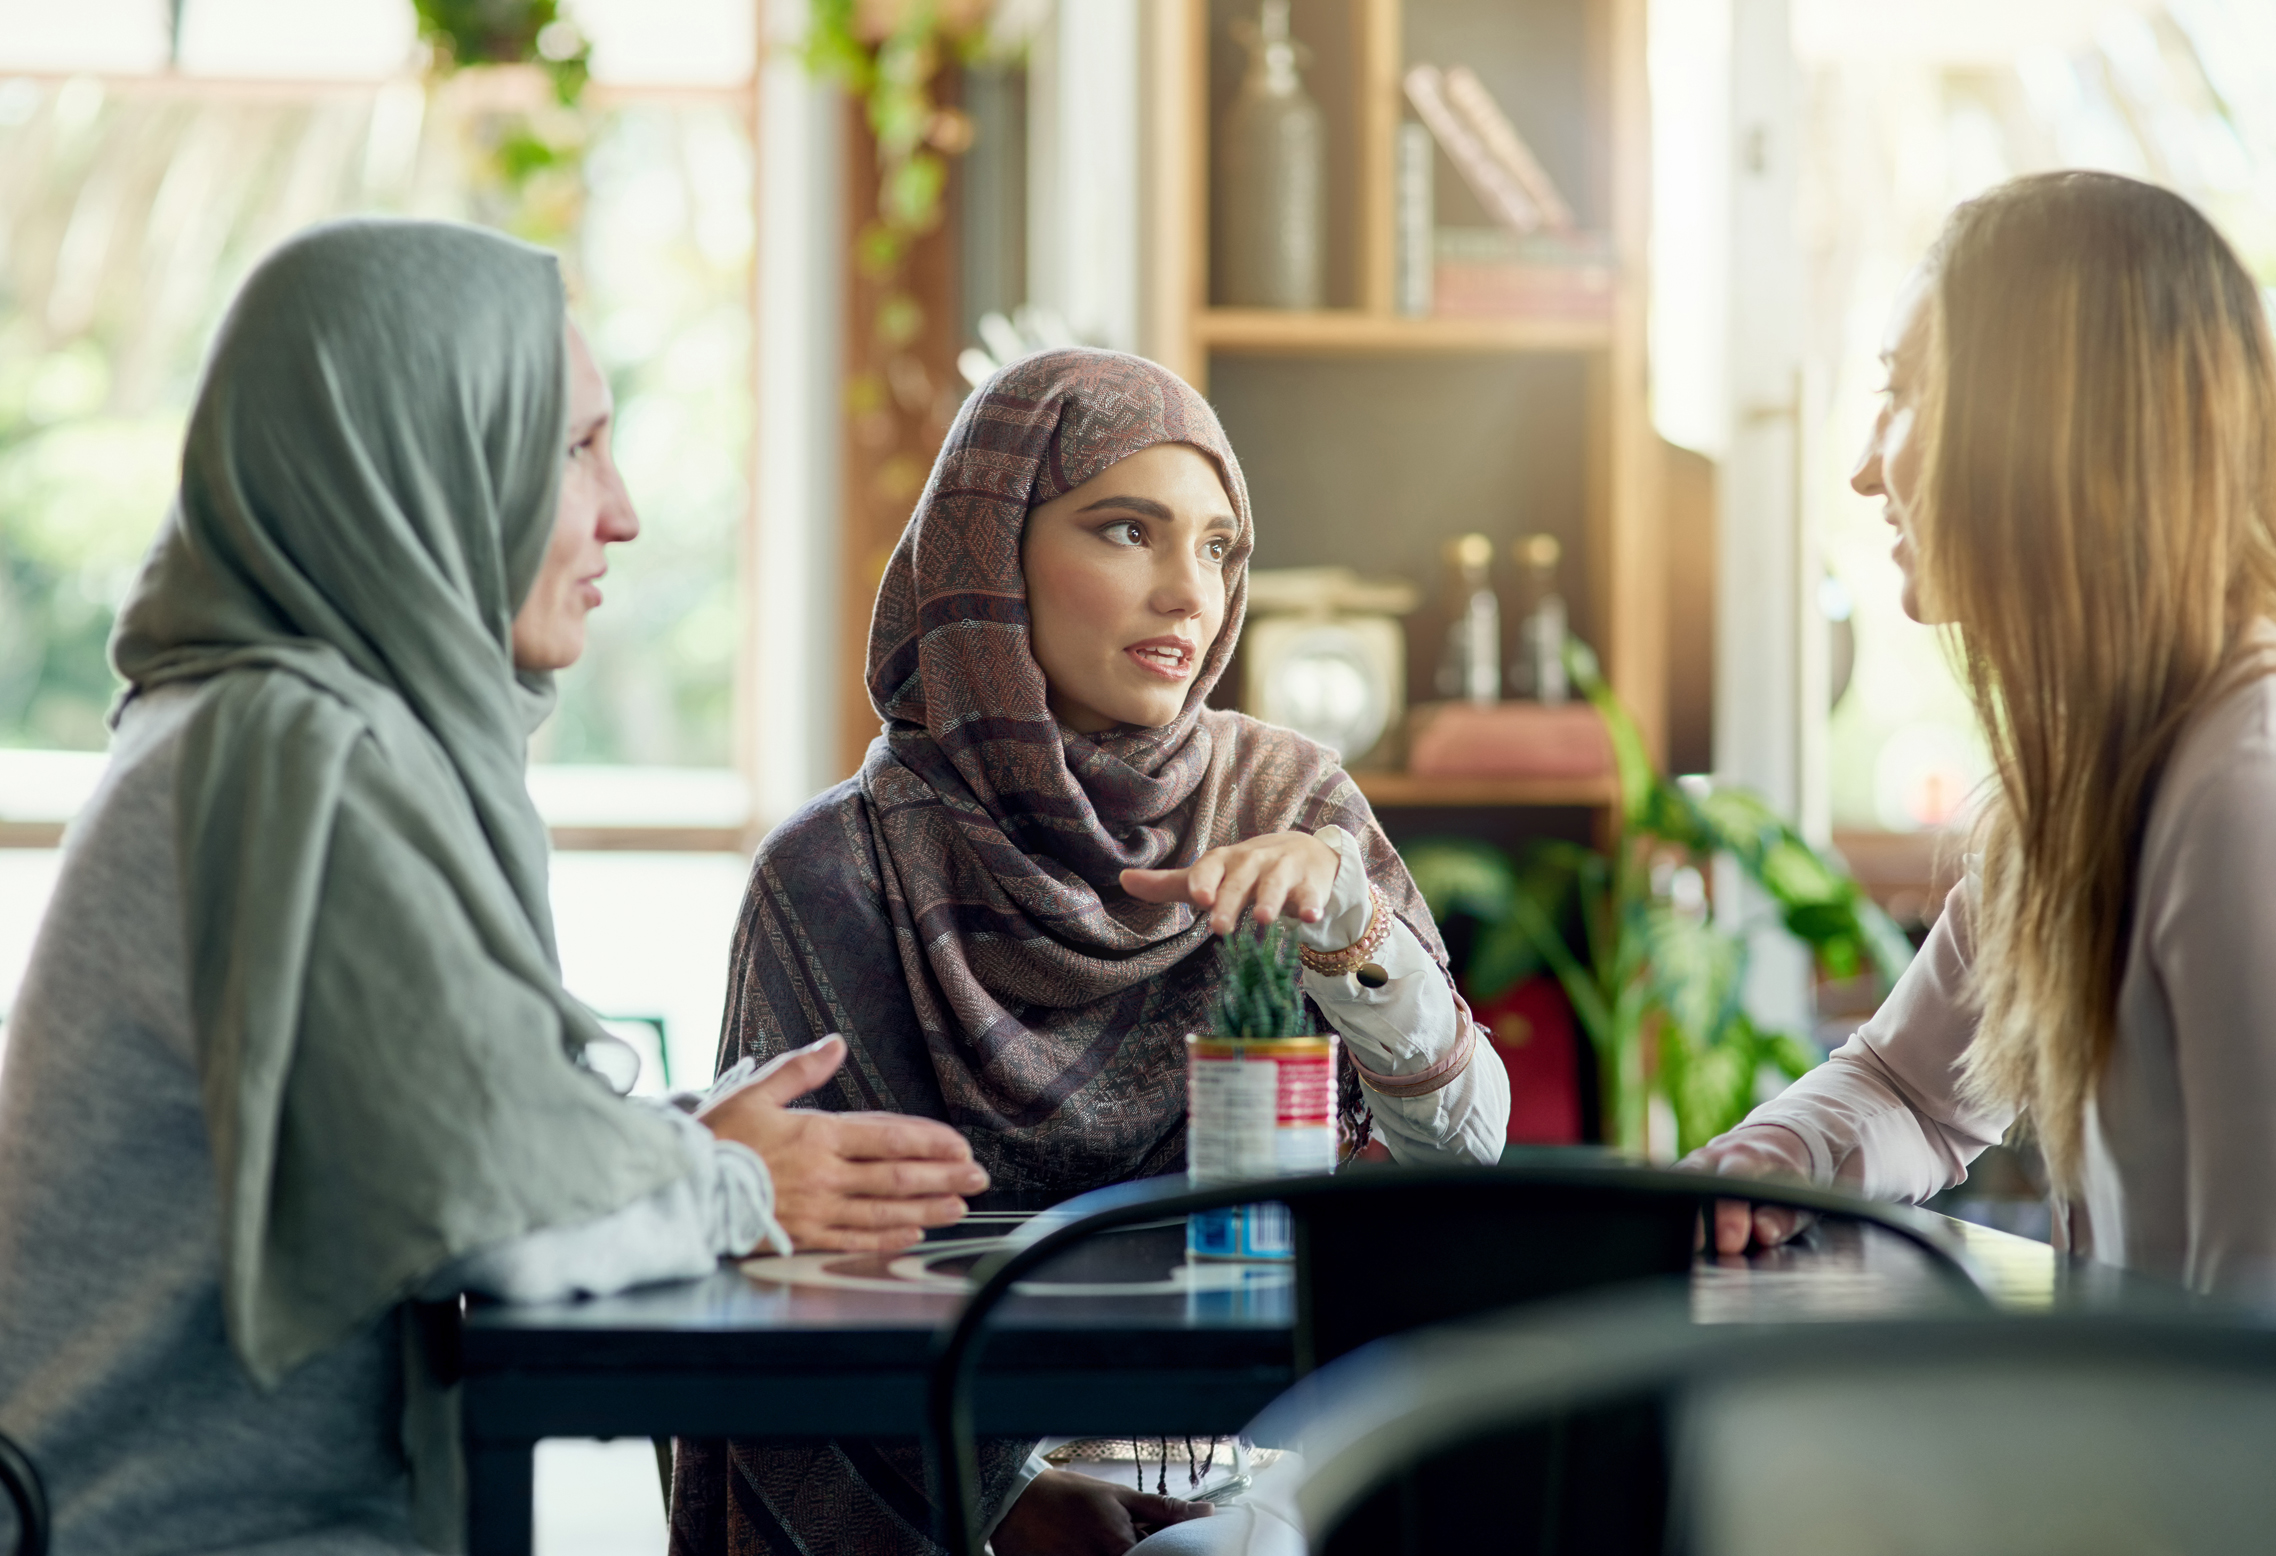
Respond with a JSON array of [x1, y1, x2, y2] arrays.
[[1186, 921, 1336, 1261]]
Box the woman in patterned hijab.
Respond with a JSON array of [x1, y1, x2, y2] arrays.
[[672, 348, 1507, 1556]]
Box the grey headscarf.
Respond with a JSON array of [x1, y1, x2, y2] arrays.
[[109, 218, 688, 1388]]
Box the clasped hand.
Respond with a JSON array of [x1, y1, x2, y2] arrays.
[[1120, 829, 1341, 935], [696, 1035, 988, 1251]]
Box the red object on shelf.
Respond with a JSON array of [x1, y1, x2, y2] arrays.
[[1406, 700, 1613, 780], [1433, 261, 1614, 321], [1472, 975, 1584, 1145]]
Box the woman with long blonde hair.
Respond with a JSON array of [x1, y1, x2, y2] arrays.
[[1687, 170, 2276, 1299]]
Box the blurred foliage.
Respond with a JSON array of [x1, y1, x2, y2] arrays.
[[0, 80, 748, 765], [415, 0, 593, 255], [1405, 641, 1913, 1157], [412, 0, 591, 103], [804, 0, 1015, 519], [805, 0, 995, 286]]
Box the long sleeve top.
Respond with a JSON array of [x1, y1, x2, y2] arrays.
[[1700, 668, 2276, 1303], [1300, 825, 1508, 1165], [0, 685, 784, 1556]]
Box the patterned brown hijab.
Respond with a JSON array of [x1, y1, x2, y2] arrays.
[[675, 349, 1451, 1556], [843, 346, 1441, 1187]]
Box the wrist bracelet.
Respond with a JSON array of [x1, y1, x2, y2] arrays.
[[1348, 1012, 1479, 1099], [1300, 881, 1392, 978]]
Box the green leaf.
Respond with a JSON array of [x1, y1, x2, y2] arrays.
[[1758, 837, 1848, 909], [1464, 914, 1547, 1003], [1762, 1029, 1821, 1080], [1504, 887, 1612, 1048], [1401, 838, 1517, 926], [1641, 907, 1742, 1043], [1566, 637, 1655, 827]]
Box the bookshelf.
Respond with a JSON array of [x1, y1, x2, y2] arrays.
[[1143, 0, 1661, 815]]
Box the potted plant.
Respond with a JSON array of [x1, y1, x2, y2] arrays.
[[1405, 642, 1913, 1158], [1186, 922, 1335, 1259]]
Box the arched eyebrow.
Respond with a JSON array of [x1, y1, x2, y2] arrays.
[[1076, 494, 1173, 520], [1077, 494, 1239, 532]]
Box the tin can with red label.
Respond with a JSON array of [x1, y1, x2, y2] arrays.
[[1185, 1033, 1337, 1261]]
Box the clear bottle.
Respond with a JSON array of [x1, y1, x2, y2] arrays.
[[1510, 533, 1568, 704], [1435, 533, 1500, 705], [1216, 0, 1326, 310]]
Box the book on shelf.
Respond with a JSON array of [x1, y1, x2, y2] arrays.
[[1402, 64, 1543, 234], [1401, 63, 1578, 240], [1432, 226, 1614, 322], [1395, 121, 1434, 316], [1441, 66, 1576, 234]]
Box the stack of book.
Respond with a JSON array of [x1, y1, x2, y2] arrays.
[[1433, 227, 1614, 322], [1402, 64, 1613, 324]]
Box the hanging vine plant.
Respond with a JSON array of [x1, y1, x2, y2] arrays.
[[805, 0, 1015, 508], [410, 0, 595, 251]]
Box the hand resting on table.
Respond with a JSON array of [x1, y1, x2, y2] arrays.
[[697, 1035, 988, 1251], [993, 1468, 1213, 1556], [1120, 829, 1341, 936], [1679, 1125, 1819, 1256]]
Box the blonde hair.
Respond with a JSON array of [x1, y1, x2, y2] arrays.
[[1912, 174, 2276, 1187]]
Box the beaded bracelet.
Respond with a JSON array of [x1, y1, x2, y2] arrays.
[[1299, 880, 1392, 978]]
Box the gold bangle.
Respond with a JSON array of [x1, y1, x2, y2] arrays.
[[1301, 881, 1392, 978]]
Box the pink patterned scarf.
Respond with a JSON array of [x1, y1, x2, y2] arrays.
[[850, 347, 1439, 1186]]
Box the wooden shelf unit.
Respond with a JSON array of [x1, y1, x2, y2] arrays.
[[1144, 0, 1660, 810], [1197, 307, 1613, 355]]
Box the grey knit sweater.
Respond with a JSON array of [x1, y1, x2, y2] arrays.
[[0, 687, 780, 1555]]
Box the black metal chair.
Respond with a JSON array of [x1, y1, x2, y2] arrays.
[[925, 1162, 1989, 1556], [0, 1430, 48, 1556], [1248, 1284, 2276, 1556]]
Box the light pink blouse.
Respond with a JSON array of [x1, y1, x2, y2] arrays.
[[1701, 668, 2276, 1302]]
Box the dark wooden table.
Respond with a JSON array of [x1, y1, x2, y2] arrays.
[[457, 1206, 2059, 1554]]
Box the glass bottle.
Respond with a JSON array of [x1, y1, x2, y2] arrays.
[[1216, 0, 1326, 310], [1435, 533, 1500, 705], [1510, 533, 1568, 705]]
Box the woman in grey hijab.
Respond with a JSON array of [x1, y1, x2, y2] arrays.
[[0, 218, 984, 1554]]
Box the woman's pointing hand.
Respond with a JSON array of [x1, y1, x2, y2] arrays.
[[1120, 830, 1341, 935]]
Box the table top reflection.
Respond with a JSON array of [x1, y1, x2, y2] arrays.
[[460, 1208, 2061, 1428], [452, 1202, 2069, 1555]]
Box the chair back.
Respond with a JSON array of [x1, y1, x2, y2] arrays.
[[927, 1163, 1986, 1556], [1291, 1168, 1702, 1370], [0, 1431, 48, 1556], [1250, 1287, 2276, 1556]]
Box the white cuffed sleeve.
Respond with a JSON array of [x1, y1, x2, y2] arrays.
[[1298, 825, 1510, 1166]]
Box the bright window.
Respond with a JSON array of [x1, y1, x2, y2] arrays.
[[1798, 0, 2276, 831], [0, 0, 764, 1076]]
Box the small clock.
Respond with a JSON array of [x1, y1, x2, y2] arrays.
[[1241, 565, 1416, 767]]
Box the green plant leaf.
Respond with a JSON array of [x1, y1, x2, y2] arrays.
[[1757, 837, 1848, 908], [1398, 838, 1516, 926], [1566, 636, 1655, 827], [1464, 915, 1547, 1003], [1641, 907, 1742, 1044]]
